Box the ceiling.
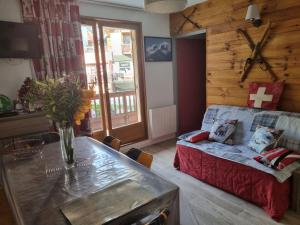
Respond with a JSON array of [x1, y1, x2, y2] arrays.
[[80, 0, 207, 10]]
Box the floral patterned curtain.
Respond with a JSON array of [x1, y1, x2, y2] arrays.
[[20, 0, 86, 84]]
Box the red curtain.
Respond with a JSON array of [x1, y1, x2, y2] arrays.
[[20, 0, 90, 133], [20, 0, 86, 84]]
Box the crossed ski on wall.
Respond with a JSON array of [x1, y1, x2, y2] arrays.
[[176, 7, 201, 35], [237, 22, 278, 82]]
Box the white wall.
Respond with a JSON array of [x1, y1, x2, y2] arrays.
[[79, 2, 174, 110], [0, 0, 33, 100]]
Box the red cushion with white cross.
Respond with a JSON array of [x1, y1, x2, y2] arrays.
[[247, 82, 284, 110]]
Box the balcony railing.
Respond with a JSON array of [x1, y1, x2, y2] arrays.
[[90, 90, 138, 131]]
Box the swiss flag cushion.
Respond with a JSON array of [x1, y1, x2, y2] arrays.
[[254, 147, 300, 170], [247, 82, 284, 110]]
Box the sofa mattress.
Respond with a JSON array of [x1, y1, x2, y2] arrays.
[[174, 143, 290, 220]]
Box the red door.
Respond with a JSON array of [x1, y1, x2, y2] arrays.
[[176, 38, 206, 135]]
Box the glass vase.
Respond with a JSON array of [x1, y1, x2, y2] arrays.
[[59, 126, 75, 169]]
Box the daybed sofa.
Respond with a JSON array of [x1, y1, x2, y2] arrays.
[[174, 105, 300, 220]]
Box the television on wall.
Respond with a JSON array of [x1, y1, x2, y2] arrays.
[[0, 21, 41, 58]]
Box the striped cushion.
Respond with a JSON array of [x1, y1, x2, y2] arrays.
[[185, 131, 210, 143], [254, 147, 300, 170]]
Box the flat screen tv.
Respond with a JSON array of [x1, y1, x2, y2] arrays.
[[0, 21, 41, 58]]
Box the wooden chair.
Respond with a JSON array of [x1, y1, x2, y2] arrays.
[[0, 187, 15, 225], [102, 135, 121, 151], [147, 208, 169, 225], [132, 208, 169, 225], [126, 148, 153, 169]]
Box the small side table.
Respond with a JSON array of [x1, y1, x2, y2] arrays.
[[292, 168, 300, 213]]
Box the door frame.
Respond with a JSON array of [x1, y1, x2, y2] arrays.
[[81, 17, 148, 144], [80, 20, 107, 141], [173, 29, 207, 134]]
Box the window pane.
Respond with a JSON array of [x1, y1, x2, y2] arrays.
[[81, 24, 103, 131], [103, 26, 140, 128]]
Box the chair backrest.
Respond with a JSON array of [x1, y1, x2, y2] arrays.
[[126, 148, 153, 168], [131, 208, 169, 225], [147, 209, 169, 225], [102, 135, 121, 151]]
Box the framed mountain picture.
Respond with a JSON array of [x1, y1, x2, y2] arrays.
[[144, 37, 172, 62]]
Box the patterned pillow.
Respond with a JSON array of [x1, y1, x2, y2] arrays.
[[248, 126, 284, 153], [254, 147, 300, 170], [209, 120, 238, 145]]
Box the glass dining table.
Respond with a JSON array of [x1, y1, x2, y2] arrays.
[[1, 137, 179, 225]]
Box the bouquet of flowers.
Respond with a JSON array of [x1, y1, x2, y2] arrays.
[[32, 77, 95, 127], [29, 77, 95, 166]]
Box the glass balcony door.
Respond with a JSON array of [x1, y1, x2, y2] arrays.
[[81, 19, 147, 144], [81, 22, 106, 140]]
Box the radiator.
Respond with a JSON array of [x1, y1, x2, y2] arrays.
[[149, 105, 177, 139]]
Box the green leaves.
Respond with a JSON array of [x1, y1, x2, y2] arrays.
[[28, 77, 83, 126]]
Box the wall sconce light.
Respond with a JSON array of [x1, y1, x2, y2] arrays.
[[245, 3, 262, 27]]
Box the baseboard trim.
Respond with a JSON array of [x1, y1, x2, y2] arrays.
[[120, 133, 176, 153]]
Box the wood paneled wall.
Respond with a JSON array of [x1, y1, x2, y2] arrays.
[[170, 0, 300, 112]]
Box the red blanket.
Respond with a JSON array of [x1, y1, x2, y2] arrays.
[[174, 144, 291, 221]]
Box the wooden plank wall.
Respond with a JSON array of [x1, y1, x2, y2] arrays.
[[170, 0, 300, 112]]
